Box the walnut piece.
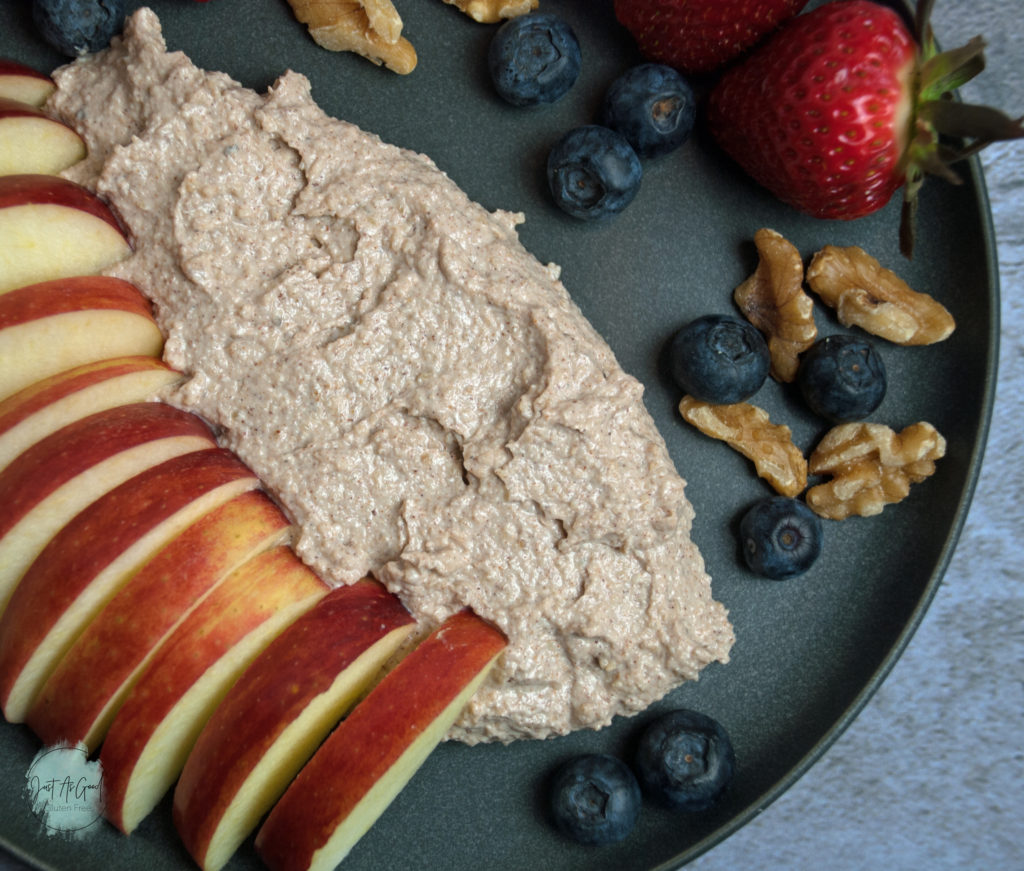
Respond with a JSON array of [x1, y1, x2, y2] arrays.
[[679, 395, 807, 498], [806, 245, 955, 345], [442, 0, 539, 23], [734, 228, 817, 382], [806, 421, 946, 520], [287, 0, 418, 74]]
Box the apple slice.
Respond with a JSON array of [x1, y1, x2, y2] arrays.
[[0, 61, 55, 107], [0, 402, 216, 616], [255, 610, 507, 871], [0, 356, 181, 474], [173, 580, 416, 871], [0, 174, 131, 293], [0, 276, 164, 401], [101, 545, 329, 835], [0, 447, 259, 723], [0, 97, 86, 176], [26, 489, 293, 752]]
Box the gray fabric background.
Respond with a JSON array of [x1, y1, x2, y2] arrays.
[[0, 1, 1020, 869]]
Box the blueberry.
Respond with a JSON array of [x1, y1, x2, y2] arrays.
[[739, 496, 823, 580], [666, 315, 770, 404], [634, 709, 735, 811], [549, 753, 642, 845], [600, 64, 697, 158], [547, 125, 642, 220], [488, 13, 581, 108], [33, 0, 125, 57], [798, 334, 887, 422]]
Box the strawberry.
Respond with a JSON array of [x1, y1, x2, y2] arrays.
[[613, 0, 810, 75], [707, 0, 1024, 255]]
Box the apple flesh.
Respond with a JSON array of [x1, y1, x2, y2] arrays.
[[100, 545, 329, 835], [255, 609, 506, 871], [0, 174, 131, 293], [26, 488, 293, 752], [0, 97, 86, 176], [0, 61, 55, 107], [0, 356, 182, 474], [173, 580, 416, 871], [0, 447, 259, 722], [0, 276, 164, 402], [0, 402, 216, 616]]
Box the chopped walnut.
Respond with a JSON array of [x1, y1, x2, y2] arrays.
[[806, 421, 946, 520], [806, 245, 955, 346], [287, 0, 418, 74], [734, 228, 817, 382], [442, 0, 539, 23], [678, 395, 807, 498]]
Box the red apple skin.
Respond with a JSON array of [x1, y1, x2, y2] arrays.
[[26, 489, 293, 750], [0, 402, 214, 543], [0, 175, 134, 294], [0, 356, 178, 442], [0, 403, 215, 617], [0, 174, 128, 238], [0, 97, 44, 117], [0, 61, 55, 106], [101, 545, 329, 834], [0, 96, 85, 175], [0, 97, 60, 130], [0, 276, 154, 329], [255, 610, 507, 871], [0, 274, 164, 401], [0, 61, 50, 79], [173, 580, 414, 866], [0, 447, 258, 720]]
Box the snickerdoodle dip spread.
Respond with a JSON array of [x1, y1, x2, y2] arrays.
[[49, 8, 734, 744]]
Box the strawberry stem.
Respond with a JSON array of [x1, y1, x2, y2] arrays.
[[900, 0, 1024, 258], [922, 100, 1024, 148], [918, 37, 986, 98], [913, 0, 936, 48]]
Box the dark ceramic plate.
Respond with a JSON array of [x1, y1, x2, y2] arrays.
[[0, 1, 997, 869]]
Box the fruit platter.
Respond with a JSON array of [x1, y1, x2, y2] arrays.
[[0, 1, 1010, 870]]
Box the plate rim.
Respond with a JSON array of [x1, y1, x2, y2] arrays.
[[662, 148, 1002, 870]]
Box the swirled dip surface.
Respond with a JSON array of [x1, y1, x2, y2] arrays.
[[50, 8, 733, 744]]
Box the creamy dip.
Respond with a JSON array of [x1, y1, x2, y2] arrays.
[[50, 8, 734, 744]]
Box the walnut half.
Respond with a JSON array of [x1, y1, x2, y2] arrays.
[[734, 228, 817, 382], [679, 396, 808, 498], [287, 0, 418, 74], [806, 421, 946, 520], [442, 0, 539, 23], [806, 245, 955, 346]]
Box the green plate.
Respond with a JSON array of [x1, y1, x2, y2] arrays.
[[0, 1, 997, 869]]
